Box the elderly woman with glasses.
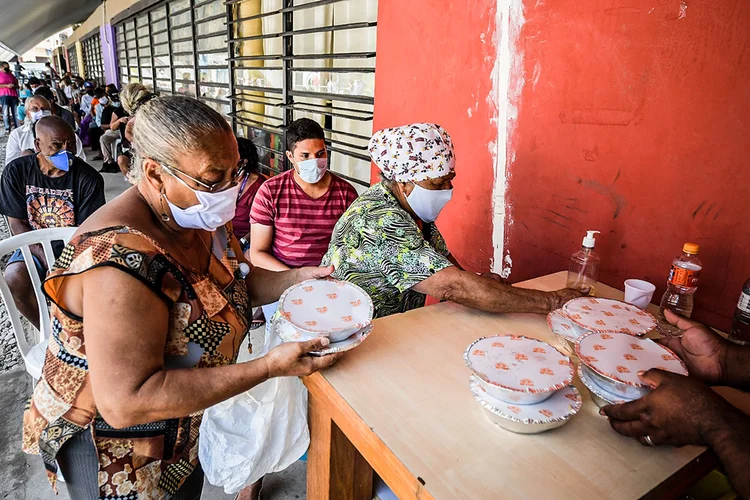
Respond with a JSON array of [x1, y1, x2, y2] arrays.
[[22, 95, 341, 500]]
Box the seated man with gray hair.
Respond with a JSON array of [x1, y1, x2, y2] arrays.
[[0, 115, 104, 329], [4, 94, 87, 166]]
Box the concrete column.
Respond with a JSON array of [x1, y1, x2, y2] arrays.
[[99, 24, 119, 87]]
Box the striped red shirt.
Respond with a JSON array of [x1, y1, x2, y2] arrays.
[[250, 170, 358, 267]]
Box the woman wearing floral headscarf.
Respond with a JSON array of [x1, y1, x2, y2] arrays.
[[323, 123, 582, 318]]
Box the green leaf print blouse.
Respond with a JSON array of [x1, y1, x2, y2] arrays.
[[322, 182, 453, 318]]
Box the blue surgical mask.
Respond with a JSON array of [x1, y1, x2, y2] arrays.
[[295, 158, 328, 184], [112, 102, 121, 108], [47, 150, 73, 172]]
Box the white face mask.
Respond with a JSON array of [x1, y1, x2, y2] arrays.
[[29, 109, 52, 123], [294, 157, 328, 184], [163, 179, 241, 231], [406, 184, 454, 222], [99, 97, 109, 106]]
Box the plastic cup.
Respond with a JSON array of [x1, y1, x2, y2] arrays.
[[624, 279, 656, 309]]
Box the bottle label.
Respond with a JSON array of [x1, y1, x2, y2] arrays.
[[668, 265, 700, 287], [738, 291, 750, 314]]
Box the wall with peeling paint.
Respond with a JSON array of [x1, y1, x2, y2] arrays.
[[505, 0, 750, 330], [371, 0, 500, 272]]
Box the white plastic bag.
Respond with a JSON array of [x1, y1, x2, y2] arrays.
[[199, 301, 309, 494]]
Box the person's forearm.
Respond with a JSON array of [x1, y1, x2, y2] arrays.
[[423, 267, 557, 314], [103, 357, 270, 428], [246, 266, 302, 307], [453, 273, 556, 314], [703, 407, 750, 498], [9, 219, 52, 263], [8, 218, 32, 237], [723, 344, 750, 391], [250, 249, 291, 272]]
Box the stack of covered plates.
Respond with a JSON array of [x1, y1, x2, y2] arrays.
[[547, 297, 658, 355], [274, 279, 374, 356], [576, 332, 688, 406], [464, 334, 582, 434]]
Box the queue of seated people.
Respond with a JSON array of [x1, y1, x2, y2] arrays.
[[0, 79, 150, 328], [0, 91, 748, 500], [3, 71, 133, 176]]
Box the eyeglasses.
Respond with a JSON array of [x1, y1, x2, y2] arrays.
[[160, 159, 248, 193]]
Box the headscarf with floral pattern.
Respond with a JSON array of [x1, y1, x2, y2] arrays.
[[368, 123, 455, 182]]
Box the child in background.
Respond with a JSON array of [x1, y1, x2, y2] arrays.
[[16, 87, 32, 125]]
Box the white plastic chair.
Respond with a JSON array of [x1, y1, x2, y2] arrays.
[[0, 227, 77, 380]]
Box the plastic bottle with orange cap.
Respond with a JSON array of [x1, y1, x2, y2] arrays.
[[659, 242, 703, 319]]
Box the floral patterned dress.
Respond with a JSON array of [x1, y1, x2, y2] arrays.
[[22, 225, 251, 499], [322, 182, 453, 318]]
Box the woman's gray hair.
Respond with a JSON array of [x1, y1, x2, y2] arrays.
[[129, 95, 232, 184]]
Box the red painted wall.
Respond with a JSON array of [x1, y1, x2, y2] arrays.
[[372, 0, 499, 272], [506, 0, 750, 330]]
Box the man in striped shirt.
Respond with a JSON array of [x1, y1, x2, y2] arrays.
[[249, 118, 358, 270], [242, 117, 358, 500]]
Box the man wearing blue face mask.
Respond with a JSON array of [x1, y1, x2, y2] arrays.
[[0, 115, 105, 329], [323, 123, 583, 319], [4, 94, 87, 166]]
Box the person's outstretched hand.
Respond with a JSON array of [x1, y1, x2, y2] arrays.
[[264, 337, 344, 378], [296, 265, 334, 283], [601, 369, 734, 447], [658, 309, 728, 385], [551, 288, 586, 310]]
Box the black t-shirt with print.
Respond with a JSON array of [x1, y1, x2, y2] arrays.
[[0, 154, 106, 229]]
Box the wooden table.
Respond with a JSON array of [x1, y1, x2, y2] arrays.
[[303, 271, 719, 500]]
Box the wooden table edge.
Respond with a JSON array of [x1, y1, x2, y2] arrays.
[[304, 368, 716, 500], [304, 371, 436, 500], [639, 449, 717, 500], [303, 270, 723, 500]]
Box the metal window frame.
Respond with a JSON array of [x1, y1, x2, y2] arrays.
[[81, 32, 105, 84], [112, 0, 376, 186], [193, 0, 230, 114], [114, 0, 199, 96], [227, 0, 376, 186], [118, 19, 139, 82], [67, 46, 79, 76]]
